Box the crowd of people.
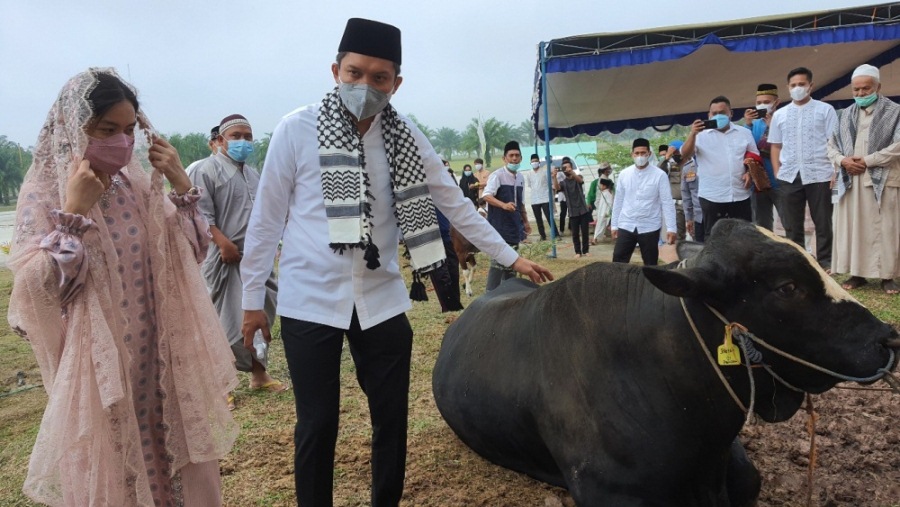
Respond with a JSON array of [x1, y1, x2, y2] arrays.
[[6, 13, 899, 507], [477, 64, 900, 292]]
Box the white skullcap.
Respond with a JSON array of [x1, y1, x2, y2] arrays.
[[852, 64, 880, 81]]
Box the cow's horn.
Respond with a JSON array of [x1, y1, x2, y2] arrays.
[[885, 337, 900, 348]]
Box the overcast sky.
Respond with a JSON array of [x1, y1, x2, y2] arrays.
[[0, 0, 875, 146]]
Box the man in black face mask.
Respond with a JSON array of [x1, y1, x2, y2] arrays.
[[239, 17, 553, 507]]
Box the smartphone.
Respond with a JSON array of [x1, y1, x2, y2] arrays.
[[755, 107, 769, 117], [702, 119, 718, 130]]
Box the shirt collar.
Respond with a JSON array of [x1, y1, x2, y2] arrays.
[[214, 151, 242, 179]]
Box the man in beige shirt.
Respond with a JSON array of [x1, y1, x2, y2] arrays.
[[472, 157, 490, 200], [827, 64, 900, 294]]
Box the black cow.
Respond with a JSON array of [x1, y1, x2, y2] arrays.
[[432, 219, 898, 506]]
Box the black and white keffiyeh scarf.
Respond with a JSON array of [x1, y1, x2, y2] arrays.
[[317, 87, 445, 273], [833, 96, 900, 206]]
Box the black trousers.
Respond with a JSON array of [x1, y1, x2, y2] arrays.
[[569, 212, 591, 254], [750, 188, 781, 232], [531, 203, 557, 240], [613, 228, 661, 265], [700, 197, 752, 238], [282, 312, 413, 507], [429, 241, 462, 312], [779, 175, 833, 267], [558, 200, 568, 233], [693, 221, 706, 243]]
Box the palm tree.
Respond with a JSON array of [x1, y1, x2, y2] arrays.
[[406, 114, 435, 142], [166, 132, 212, 168], [0, 136, 29, 204], [250, 133, 272, 169], [431, 127, 461, 160], [460, 117, 516, 167], [517, 120, 537, 148]]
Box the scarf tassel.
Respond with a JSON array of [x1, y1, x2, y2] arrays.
[[364, 241, 381, 270], [409, 272, 428, 302]]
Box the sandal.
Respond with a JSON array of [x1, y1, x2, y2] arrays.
[[841, 276, 868, 290], [881, 279, 900, 295], [251, 380, 289, 393], [226, 394, 236, 411]]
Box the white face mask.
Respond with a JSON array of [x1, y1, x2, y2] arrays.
[[633, 155, 649, 167], [531, 162, 540, 169], [789, 86, 809, 102], [474, 164, 483, 170]]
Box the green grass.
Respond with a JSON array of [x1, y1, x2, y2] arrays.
[[1, 258, 898, 506]]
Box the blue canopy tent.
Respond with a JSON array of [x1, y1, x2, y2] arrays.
[[532, 3, 900, 139]]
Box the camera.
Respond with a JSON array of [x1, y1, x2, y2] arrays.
[[702, 119, 718, 130]]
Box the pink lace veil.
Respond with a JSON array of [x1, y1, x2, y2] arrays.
[[8, 68, 238, 506]]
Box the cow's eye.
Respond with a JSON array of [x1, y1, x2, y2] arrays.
[[775, 282, 797, 297]]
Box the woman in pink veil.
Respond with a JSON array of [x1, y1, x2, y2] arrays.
[[8, 68, 238, 506]]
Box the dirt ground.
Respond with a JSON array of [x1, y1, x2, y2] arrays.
[[744, 386, 900, 507], [358, 387, 900, 507]]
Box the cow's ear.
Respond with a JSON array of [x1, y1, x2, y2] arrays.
[[676, 240, 704, 262], [642, 266, 704, 297]]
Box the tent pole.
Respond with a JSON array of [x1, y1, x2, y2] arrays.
[[540, 41, 557, 258]]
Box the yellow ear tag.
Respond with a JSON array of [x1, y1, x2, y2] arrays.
[[717, 325, 741, 366]]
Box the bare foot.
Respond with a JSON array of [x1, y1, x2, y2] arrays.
[[842, 276, 868, 290]]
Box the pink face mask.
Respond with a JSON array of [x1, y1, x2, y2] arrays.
[[84, 133, 135, 175]]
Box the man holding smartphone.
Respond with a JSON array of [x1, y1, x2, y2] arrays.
[[680, 96, 758, 237], [742, 84, 783, 231]]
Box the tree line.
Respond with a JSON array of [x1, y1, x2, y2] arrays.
[[0, 136, 32, 205], [0, 121, 690, 206]]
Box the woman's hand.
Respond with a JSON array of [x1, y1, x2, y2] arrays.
[[63, 159, 108, 215], [149, 137, 192, 194]]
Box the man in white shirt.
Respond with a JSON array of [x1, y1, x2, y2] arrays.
[[769, 67, 839, 269], [680, 96, 757, 238], [526, 153, 555, 240], [483, 141, 531, 290], [611, 138, 677, 265], [239, 18, 552, 507]]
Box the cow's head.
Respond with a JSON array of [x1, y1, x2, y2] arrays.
[[642, 220, 898, 418]]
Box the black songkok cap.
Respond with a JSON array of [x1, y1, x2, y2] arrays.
[[339, 18, 402, 65], [658, 145, 669, 152], [530, 153, 539, 161], [632, 138, 650, 150], [504, 140, 521, 154], [757, 83, 778, 96], [210, 126, 219, 141]]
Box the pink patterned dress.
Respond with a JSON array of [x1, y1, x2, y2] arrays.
[[39, 174, 219, 506]]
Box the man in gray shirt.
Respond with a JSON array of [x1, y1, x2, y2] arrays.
[[191, 114, 282, 408]]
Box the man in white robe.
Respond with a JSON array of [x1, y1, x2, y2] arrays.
[[828, 64, 900, 294]]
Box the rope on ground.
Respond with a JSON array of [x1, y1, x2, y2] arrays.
[[804, 394, 818, 507], [0, 384, 44, 398]]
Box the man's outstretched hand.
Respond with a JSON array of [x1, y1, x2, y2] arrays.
[[511, 257, 554, 284]]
